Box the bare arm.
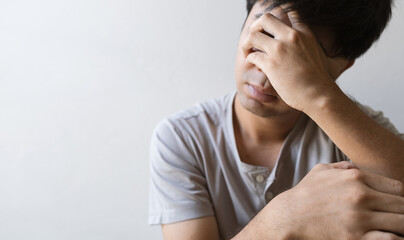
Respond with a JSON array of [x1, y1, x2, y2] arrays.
[[162, 216, 220, 240], [307, 86, 404, 182], [232, 162, 404, 240]]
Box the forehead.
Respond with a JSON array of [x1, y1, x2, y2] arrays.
[[250, 1, 291, 25]]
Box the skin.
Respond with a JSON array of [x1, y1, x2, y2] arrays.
[[241, 2, 404, 183], [162, 1, 404, 239], [233, 161, 404, 240]]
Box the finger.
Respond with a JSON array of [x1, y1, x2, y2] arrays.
[[368, 190, 404, 214], [368, 212, 404, 236], [241, 31, 277, 58], [245, 51, 270, 73], [285, 10, 311, 33], [362, 231, 404, 240], [250, 13, 291, 40], [321, 161, 357, 170], [361, 171, 404, 197]]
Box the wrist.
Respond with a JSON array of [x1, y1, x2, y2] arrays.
[[293, 76, 338, 113], [232, 201, 295, 240], [302, 83, 347, 119]]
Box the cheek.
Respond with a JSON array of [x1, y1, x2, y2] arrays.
[[234, 21, 259, 82], [235, 40, 246, 69], [235, 30, 251, 64], [235, 41, 257, 83]]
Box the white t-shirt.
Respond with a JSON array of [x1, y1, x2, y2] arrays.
[[148, 91, 403, 239]]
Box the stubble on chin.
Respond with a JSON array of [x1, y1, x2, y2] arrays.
[[237, 91, 276, 118], [236, 90, 299, 118]]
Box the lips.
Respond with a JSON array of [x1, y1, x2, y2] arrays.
[[241, 62, 278, 102], [247, 84, 277, 103], [251, 47, 264, 53]]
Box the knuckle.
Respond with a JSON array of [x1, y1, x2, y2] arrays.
[[348, 186, 369, 205], [313, 163, 327, 170], [262, 13, 271, 21], [346, 168, 363, 182], [249, 22, 257, 32], [250, 16, 265, 32], [393, 180, 404, 196], [288, 29, 300, 43]]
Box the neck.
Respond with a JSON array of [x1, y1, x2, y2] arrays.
[[233, 94, 303, 144]]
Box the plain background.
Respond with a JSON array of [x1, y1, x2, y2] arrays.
[[0, 0, 403, 239]]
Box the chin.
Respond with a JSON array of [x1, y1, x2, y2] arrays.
[[238, 92, 286, 118]]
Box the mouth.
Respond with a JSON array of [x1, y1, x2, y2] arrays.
[[242, 66, 268, 85], [251, 47, 264, 53], [246, 84, 277, 103]]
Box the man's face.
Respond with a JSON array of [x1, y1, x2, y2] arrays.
[[234, 1, 336, 117]]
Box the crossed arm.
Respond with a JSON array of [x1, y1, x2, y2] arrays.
[[161, 10, 404, 240], [163, 162, 404, 240]]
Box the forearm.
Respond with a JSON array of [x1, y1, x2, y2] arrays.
[[306, 85, 404, 181], [232, 203, 293, 240], [234, 161, 404, 239]]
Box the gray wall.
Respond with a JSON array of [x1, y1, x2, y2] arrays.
[[0, 0, 402, 239]]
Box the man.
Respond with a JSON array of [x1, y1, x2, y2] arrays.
[[149, 0, 404, 239]]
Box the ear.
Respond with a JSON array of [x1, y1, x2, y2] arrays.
[[329, 57, 355, 80], [340, 59, 355, 74]]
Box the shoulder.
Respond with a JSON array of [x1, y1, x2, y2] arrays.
[[155, 92, 234, 137], [169, 93, 233, 123], [151, 92, 235, 161]]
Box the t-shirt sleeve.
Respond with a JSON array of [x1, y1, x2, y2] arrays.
[[354, 102, 404, 140], [148, 118, 214, 225]]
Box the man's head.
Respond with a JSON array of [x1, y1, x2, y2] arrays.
[[234, 0, 392, 118], [245, 0, 393, 60]]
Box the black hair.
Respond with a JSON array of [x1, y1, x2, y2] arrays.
[[245, 0, 393, 59]]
